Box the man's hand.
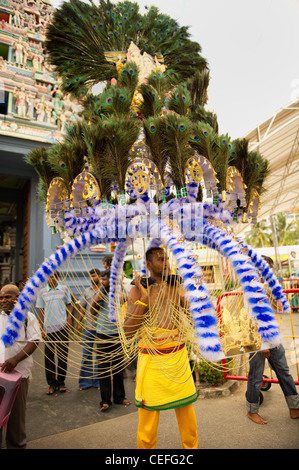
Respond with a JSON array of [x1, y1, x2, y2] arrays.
[[261, 349, 270, 358], [135, 275, 151, 303], [1, 357, 18, 373]]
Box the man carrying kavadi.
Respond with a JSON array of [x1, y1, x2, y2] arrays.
[[124, 247, 198, 449]]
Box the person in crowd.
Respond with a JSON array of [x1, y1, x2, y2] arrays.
[[124, 247, 198, 449], [36, 272, 72, 394], [0, 284, 42, 448], [77, 268, 101, 391], [246, 255, 299, 424], [92, 270, 131, 411], [102, 255, 113, 271]]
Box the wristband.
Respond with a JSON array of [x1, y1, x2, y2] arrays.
[[134, 300, 148, 307]]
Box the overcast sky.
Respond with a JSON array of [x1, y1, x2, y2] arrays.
[[50, 0, 299, 140]]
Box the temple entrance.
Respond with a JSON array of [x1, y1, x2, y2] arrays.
[[0, 176, 30, 287]]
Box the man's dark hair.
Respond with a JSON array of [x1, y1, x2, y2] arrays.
[[103, 255, 113, 267], [101, 269, 110, 279], [146, 247, 164, 262], [262, 255, 274, 268], [89, 268, 101, 275]]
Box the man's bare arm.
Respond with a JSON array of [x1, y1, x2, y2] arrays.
[[66, 303, 73, 325], [123, 283, 149, 338], [90, 290, 104, 316], [39, 307, 45, 338], [77, 305, 86, 331]]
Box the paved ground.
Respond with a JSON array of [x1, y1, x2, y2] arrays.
[[2, 311, 298, 451], [23, 344, 299, 450], [26, 378, 299, 450], [25, 346, 139, 442]]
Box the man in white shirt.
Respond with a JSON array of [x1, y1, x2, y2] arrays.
[[0, 284, 41, 449], [36, 272, 72, 394]]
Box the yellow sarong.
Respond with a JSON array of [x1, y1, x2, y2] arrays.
[[135, 329, 197, 410]]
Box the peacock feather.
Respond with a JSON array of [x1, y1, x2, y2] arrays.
[[42, 0, 269, 209], [188, 122, 231, 192], [24, 147, 59, 203], [98, 116, 140, 194], [99, 84, 133, 117], [117, 61, 139, 91], [167, 85, 192, 116], [189, 121, 216, 164], [63, 121, 89, 157], [186, 69, 210, 108], [45, 0, 208, 98], [231, 138, 269, 208], [146, 69, 170, 98], [79, 93, 103, 124], [138, 82, 163, 118], [213, 133, 233, 192], [143, 116, 168, 185], [46, 123, 87, 194], [81, 119, 112, 198], [162, 114, 193, 188], [189, 104, 218, 132]]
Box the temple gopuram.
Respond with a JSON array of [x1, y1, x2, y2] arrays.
[[0, 0, 83, 287]]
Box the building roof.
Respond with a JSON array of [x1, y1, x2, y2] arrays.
[[245, 97, 299, 219]]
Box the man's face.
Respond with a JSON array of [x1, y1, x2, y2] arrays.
[[48, 274, 58, 288], [0, 286, 18, 313], [147, 250, 169, 278], [90, 273, 101, 286], [101, 276, 110, 289]]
